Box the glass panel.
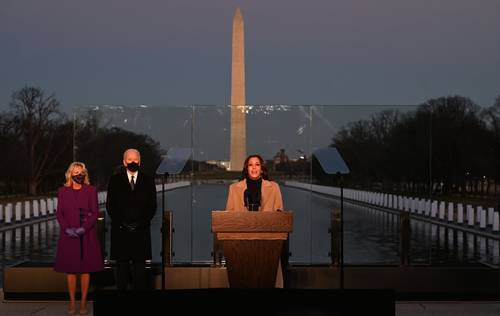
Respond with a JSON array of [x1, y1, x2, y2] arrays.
[[73, 105, 194, 264], [310, 105, 421, 265], [422, 97, 500, 267], [190, 105, 313, 264], [191, 106, 230, 264], [246, 106, 311, 264]]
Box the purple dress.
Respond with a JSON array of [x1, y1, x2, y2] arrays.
[[54, 185, 104, 273]]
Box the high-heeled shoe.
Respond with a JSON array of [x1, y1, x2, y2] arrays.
[[79, 305, 89, 315], [67, 303, 76, 315]]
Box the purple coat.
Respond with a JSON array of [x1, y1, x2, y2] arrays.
[[54, 185, 104, 273]]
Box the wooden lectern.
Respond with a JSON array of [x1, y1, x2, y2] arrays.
[[211, 211, 293, 288]]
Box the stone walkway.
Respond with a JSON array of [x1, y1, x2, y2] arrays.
[[0, 289, 93, 315]]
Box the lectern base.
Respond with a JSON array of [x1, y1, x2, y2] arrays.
[[223, 240, 282, 288]]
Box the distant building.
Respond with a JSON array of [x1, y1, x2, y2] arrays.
[[273, 149, 290, 172], [206, 160, 231, 170]]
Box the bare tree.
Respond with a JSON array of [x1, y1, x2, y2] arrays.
[[482, 95, 500, 137], [481, 95, 500, 193], [9, 86, 71, 195]]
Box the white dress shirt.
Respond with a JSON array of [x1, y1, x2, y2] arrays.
[[127, 170, 139, 184]]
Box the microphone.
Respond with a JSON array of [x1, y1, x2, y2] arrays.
[[244, 189, 249, 208], [254, 191, 261, 211], [244, 189, 260, 211]]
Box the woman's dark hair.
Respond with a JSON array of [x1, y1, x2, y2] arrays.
[[240, 154, 271, 181]]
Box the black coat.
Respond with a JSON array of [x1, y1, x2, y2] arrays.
[[106, 169, 157, 260]]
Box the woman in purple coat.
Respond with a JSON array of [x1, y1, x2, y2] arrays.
[[54, 162, 104, 315]]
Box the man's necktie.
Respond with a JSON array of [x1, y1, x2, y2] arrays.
[[130, 175, 135, 191]]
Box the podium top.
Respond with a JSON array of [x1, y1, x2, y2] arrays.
[[211, 210, 293, 233]]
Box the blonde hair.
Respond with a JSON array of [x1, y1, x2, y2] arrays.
[[64, 161, 90, 187]]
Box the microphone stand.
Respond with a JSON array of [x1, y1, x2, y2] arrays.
[[337, 172, 344, 290], [161, 172, 169, 290]]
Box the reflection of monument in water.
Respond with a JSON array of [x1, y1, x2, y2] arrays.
[[229, 6, 246, 171]]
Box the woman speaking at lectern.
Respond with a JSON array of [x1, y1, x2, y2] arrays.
[[224, 154, 285, 287], [225, 154, 283, 212]]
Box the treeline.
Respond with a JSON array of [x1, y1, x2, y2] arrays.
[[331, 95, 500, 197], [0, 86, 162, 196]]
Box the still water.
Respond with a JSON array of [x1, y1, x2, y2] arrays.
[[1, 183, 499, 287]]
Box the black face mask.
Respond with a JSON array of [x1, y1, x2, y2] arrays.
[[127, 162, 139, 172], [72, 174, 85, 184]]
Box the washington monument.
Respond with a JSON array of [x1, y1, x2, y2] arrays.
[[229, 6, 246, 171]]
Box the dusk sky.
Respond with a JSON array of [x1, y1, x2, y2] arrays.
[[1, 0, 499, 110]]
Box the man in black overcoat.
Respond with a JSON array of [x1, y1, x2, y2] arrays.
[[106, 148, 157, 290]]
